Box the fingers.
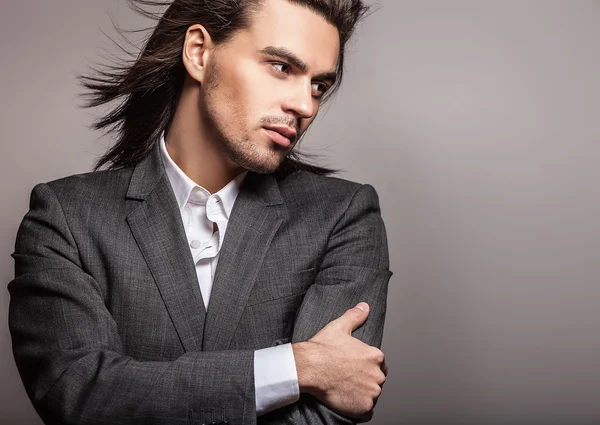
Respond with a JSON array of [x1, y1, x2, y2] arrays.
[[381, 358, 388, 377], [378, 367, 387, 387], [374, 350, 387, 386], [336, 302, 370, 334]]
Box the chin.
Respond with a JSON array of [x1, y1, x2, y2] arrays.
[[242, 156, 285, 174], [229, 149, 286, 174], [221, 134, 290, 174]]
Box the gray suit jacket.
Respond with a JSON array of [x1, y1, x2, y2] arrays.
[[9, 143, 392, 425]]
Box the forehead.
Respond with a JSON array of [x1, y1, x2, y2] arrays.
[[234, 0, 340, 72]]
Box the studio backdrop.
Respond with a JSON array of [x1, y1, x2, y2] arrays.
[[1, 1, 599, 424]]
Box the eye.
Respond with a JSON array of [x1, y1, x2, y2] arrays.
[[311, 82, 328, 99], [271, 62, 291, 74]]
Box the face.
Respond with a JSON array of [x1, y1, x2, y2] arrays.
[[198, 0, 340, 173]]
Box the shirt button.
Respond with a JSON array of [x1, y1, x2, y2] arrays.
[[190, 240, 201, 249]]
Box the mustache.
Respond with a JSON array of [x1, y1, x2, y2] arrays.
[[259, 116, 298, 132]]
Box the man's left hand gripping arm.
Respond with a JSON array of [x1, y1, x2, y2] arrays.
[[260, 183, 393, 424]]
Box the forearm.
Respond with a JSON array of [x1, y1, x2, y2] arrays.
[[17, 346, 255, 424]]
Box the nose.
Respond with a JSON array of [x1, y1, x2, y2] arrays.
[[281, 80, 315, 120]]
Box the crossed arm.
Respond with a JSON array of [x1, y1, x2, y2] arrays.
[[9, 182, 391, 424], [265, 184, 392, 424]]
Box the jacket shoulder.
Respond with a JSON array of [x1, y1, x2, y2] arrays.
[[41, 167, 133, 201], [29, 168, 135, 219], [276, 170, 377, 208]]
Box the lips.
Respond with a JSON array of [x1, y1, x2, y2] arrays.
[[263, 125, 298, 147]]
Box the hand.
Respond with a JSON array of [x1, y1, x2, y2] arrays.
[[293, 303, 387, 421]]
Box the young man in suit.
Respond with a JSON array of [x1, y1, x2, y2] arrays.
[[9, 0, 392, 423]]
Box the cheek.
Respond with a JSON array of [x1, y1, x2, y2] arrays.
[[206, 81, 246, 135], [222, 73, 262, 129], [206, 58, 275, 134]]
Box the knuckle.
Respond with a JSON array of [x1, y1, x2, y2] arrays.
[[371, 348, 385, 362], [349, 308, 362, 319], [347, 311, 359, 322]]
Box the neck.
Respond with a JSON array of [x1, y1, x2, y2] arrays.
[[165, 78, 243, 194]]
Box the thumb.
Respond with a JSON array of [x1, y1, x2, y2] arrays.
[[337, 302, 370, 334]]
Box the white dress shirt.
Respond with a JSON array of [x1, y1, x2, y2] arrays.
[[159, 135, 300, 415]]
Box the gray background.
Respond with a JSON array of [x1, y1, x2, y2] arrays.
[[1, 1, 599, 424]]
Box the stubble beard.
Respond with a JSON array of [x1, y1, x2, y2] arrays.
[[201, 61, 289, 174], [219, 130, 286, 174]]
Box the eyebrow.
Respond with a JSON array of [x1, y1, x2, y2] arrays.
[[259, 46, 337, 85]]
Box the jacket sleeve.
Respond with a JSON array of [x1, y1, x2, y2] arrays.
[[8, 183, 257, 425], [259, 183, 393, 425]]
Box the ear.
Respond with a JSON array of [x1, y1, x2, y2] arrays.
[[182, 24, 214, 84]]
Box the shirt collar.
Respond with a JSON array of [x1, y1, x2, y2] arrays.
[[159, 133, 247, 218]]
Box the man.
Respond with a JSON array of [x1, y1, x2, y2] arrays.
[[9, 0, 392, 423]]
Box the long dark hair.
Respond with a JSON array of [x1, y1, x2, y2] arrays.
[[79, 0, 370, 174]]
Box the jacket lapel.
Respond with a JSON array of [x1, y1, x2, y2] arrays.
[[202, 172, 288, 351], [125, 145, 206, 352]]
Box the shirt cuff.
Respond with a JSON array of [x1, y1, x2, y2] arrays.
[[254, 343, 300, 416]]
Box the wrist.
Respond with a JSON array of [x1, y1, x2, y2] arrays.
[[292, 341, 322, 396]]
